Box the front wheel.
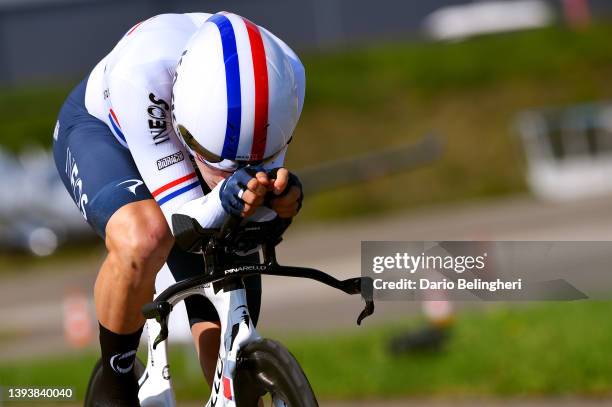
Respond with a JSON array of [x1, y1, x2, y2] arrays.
[[234, 338, 318, 407]]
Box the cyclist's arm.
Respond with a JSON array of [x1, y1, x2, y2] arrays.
[[175, 167, 282, 229], [106, 75, 204, 223]]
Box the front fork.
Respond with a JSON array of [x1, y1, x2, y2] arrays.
[[139, 281, 259, 407], [139, 317, 176, 407], [206, 282, 261, 407]]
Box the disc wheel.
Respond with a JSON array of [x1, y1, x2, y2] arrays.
[[83, 357, 145, 407], [234, 338, 318, 407]]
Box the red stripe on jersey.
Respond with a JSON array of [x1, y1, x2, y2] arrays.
[[152, 172, 197, 197], [109, 109, 121, 128], [243, 18, 269, 161]]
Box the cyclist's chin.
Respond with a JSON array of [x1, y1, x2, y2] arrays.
[[197, 160, 232, 189]]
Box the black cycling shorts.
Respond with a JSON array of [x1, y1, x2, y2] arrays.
[[52, 78, 261, 326]]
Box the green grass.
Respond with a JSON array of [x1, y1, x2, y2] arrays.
[[3, 24, 612, 220], [2, 301, 612, 402], [294, 301, 612, 399]]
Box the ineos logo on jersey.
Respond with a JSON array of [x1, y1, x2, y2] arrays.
[[156, 151, 184, 171], [148, 93, 170, 145], [110, 350, 137, 374], [117, 179, 144, 195], [65, 147, 88, 220], [148, 106, 165, 119]]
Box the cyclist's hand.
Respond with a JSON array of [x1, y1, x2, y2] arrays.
[[267, 168, 303, 218], [242, 170, 270, 216], [220, 166, 270, 217]]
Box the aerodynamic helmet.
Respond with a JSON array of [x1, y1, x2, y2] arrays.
[[172, 12, 303, 171]]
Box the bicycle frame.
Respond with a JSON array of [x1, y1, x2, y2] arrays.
[[139, 279, 258, 407]]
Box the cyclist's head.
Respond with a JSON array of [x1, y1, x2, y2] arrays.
[[172, 12, 301, 171]]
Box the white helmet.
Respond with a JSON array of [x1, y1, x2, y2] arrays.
[[172, 12, 303, 170]]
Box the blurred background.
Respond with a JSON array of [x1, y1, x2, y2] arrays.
[[2, 0, 612, 405]]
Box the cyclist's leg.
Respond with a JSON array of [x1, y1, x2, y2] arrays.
[[167, 248, 262, 387], [190, 321, 221, 386], [97, 201, 172, 331], [53, 79, 171, 404], [165, 247, 219, 386]]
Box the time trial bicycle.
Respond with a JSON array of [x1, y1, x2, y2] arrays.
[[85, 213, 374, 406]]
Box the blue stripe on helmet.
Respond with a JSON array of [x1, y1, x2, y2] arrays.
[[208, 13, 241, 160]]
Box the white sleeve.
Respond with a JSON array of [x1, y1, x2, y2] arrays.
[[174, 183, 226, 228], [175, 182, 277, 229], [107, 75, 204, 225]]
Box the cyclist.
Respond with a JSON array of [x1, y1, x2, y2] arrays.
[[52, 12, 305, 406]]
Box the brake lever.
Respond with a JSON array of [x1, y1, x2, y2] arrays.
[[338, 276, 375, 325], [356, 276, 375, 326], [142, 301, 172, 349], [357, 300, 375, 326], [154, 322, 169, 349]]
